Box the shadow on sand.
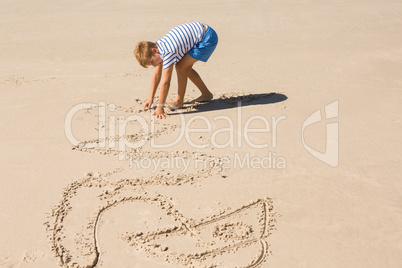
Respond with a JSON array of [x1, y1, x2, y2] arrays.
[[169, 92, 288, 115]]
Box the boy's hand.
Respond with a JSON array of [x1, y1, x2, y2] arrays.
[[152, 106, 169, 119], [143, 98, 153, 110]]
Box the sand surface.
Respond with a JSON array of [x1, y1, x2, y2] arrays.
[[1, 0, 401, 267]]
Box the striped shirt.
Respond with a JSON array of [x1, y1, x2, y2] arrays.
[[156, 22, 205, 69]]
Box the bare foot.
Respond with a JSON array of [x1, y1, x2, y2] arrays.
[[191, 93, 213, 103], [167, 99, 184, 110]]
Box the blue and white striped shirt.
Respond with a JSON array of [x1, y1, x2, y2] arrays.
[[156, 22, 205, 69]]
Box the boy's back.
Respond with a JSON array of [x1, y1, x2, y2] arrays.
[[156, 22, 205, 69]]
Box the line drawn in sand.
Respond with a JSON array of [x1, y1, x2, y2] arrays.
[[47, 93, 279, 267], [121, 196, 276, 267], [46, 172, 277, 268]]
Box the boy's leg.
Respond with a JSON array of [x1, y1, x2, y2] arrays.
[[168, 53, 214, 109], [187, 69, 213, 103], [168, 54, 198, 109]]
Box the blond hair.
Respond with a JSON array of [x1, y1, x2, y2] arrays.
[[134, 41, 157, 68]]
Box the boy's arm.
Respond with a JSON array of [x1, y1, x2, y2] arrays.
[[143, 64, 163, 109], [153, 65, 174, 119]]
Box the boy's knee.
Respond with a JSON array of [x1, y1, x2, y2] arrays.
[[175, 62, 188, 73]]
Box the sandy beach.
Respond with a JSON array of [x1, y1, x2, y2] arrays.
[[1, 0, 401, 267]]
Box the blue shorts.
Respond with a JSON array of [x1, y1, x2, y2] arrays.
[[188, 24, 218, 62]]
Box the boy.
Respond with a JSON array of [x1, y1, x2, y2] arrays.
[[134, 22, 218, 119]]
